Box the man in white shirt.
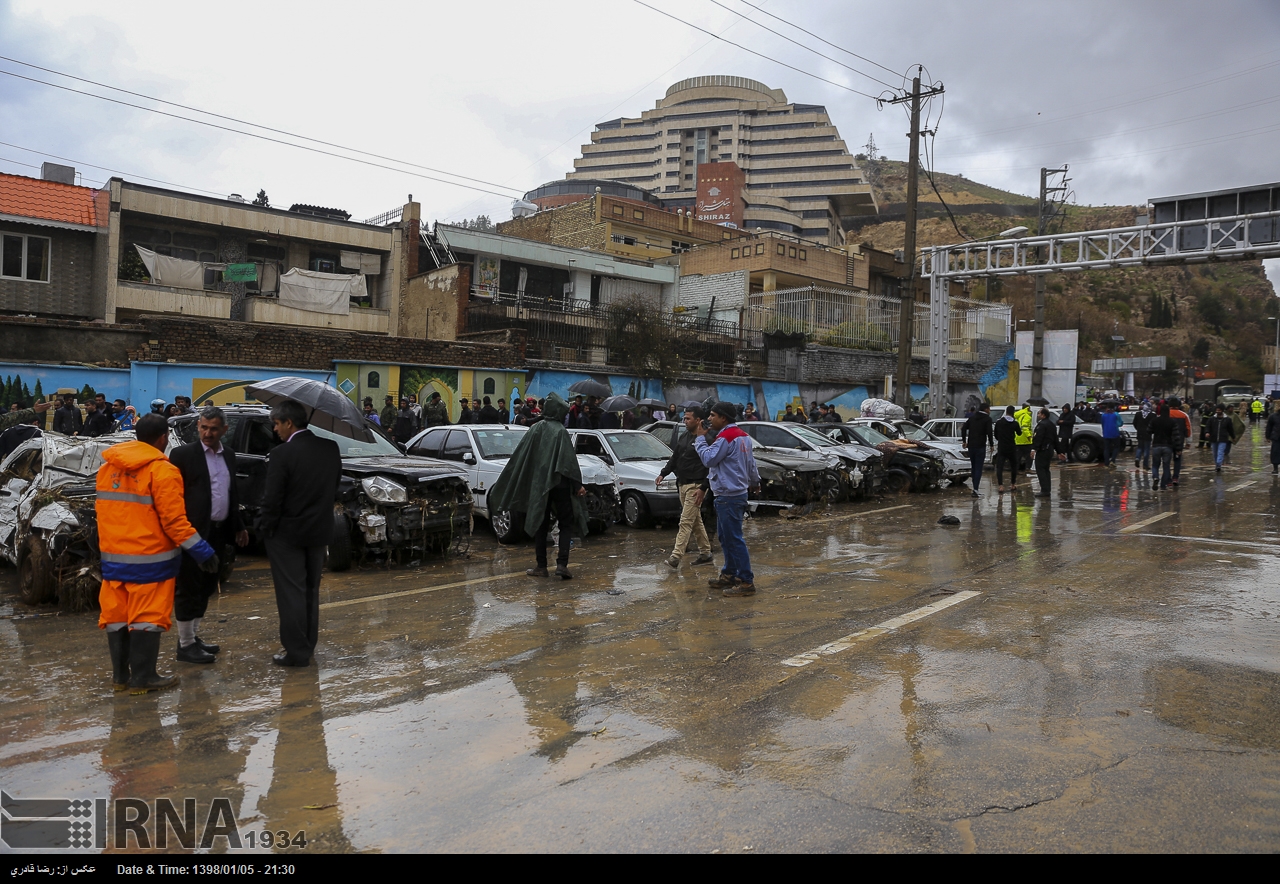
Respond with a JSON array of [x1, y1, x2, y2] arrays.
[[169, 406, 249, 664]]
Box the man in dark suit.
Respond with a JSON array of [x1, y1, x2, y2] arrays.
[[258, 399, 342, 667], [169, 406, 249, 664]]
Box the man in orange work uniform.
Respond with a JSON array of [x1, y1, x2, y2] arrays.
[[97, 413, 219, 694]]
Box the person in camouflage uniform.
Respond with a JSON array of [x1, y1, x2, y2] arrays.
[[0, 400, 52, 434], [422, 391, 450, 427]]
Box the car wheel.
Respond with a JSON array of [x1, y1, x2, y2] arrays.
[[327, 512, 353, 572], [1072, 436, 1100, 463], [16, 534, 56, 605], [883, 469, 911, 494], [622, 492, 651, 528], [492, 509, 526, 544]]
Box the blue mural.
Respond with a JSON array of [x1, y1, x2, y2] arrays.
[[0, 363, 130, 403]]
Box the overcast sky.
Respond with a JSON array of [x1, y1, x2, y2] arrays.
[[2, 0, 1278, 231]]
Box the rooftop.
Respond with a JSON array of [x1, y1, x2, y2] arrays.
[[0, 172, 100, 231]]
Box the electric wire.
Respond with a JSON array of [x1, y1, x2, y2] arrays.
[[731, 0, 902, 79], [0, 66, 523, 199], [0, 139, 231, 197], [703, 0, 899, 90], [0, 54, 524, 195], [630, 0, 883, 101]]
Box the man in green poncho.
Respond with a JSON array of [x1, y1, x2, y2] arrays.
[[487, 392, 588, 580]]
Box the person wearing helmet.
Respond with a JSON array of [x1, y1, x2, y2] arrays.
[[150, 398, 166, 415]]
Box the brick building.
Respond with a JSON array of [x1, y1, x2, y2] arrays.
[[0, 167, 109, 320]]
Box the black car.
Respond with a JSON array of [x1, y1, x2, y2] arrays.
[[169, 406, 472, 570], [821, 424, 943, 493], [735, 420, 885, 500], [645, 420, 850, 508]]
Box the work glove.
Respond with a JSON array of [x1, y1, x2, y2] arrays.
[[198, 553, 221, 574]]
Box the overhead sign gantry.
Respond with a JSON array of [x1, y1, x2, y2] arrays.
[[920, 182, 1280, 417]]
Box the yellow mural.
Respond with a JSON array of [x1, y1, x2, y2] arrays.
[[985, 359, 1021, 407]]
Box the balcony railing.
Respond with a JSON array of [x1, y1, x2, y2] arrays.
[[466, 288, 747, 375]]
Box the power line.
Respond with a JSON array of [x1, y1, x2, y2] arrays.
[[732, 0, 902, 80], [703, 0, 898, 90], [0, 139, 244, 197], [0, 54, 524, 195], [0, 63, 523, 199], [630, 0, 884, 101]]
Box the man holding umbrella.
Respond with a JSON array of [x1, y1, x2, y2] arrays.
[[487, 392, 588, 580], [245, 381, 349, 667]]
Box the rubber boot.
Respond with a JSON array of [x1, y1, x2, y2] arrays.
[[127, 630, 180, 694], [107, 630, 130, 692]]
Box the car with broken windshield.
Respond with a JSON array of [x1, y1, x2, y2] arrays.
[[169, 405, 471, 570]]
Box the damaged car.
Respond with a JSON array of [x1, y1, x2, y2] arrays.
[[737, 421, 884, 501], [821, 423, 944, 493], [0, 432, 136, 608], [645, 419, 848, 511], [169, 406, 472, 570]]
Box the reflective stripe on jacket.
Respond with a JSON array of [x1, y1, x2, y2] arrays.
[[96, 439, 214, 583]]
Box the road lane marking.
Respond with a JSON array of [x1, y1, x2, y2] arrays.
[[1227, 480, 1256, 492], [321, 572, 523, 609], [1119, 512, 1174, 534], [1116, 533, 1280, 550], [833, 504, 913, 519], [781, 590, 982, 667]]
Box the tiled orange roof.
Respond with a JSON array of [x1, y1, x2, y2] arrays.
[[0, 172, 99, 228]]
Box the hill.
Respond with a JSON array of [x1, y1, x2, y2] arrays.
[[851, 158, 1278, 392]]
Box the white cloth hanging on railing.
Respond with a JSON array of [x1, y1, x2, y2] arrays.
[[276, 269, 363, 314], [340, 251, 382, 275], [134, 245, 205, 290]]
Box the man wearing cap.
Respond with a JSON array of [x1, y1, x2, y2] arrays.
[[423, 391, 449, 427], [695, 402, 761, 596]]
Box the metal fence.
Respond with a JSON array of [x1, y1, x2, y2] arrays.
[[742, 285, 1010, 357], [466, 290, 747, 375]]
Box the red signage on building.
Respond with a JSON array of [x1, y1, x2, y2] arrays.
[[695, 162, 745, 228]]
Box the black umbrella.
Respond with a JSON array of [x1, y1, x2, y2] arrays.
[[245, 376, 372, 441], [680, 400, 703, 409], [637, 398, 666, 409], [599, 394, 638, 412], [568, 379, 612, 398]]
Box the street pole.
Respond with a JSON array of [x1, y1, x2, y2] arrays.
[[1030, 167, 1047, 401], [894, 73, 922, 410]]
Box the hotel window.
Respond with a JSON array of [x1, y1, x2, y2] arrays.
[[0, 233, 50, 282], [755, 244, 765, 255], [731, 248, 739, 258], [777, 244, 786, 256], [612, 205, 624, 216], [799, 249, 807, 260], [633, 209, 644, 220], [789, 247, 797, 258]]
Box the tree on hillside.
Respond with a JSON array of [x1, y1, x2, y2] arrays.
[[252, 190, 270, 207], [459, 215, 493, 231], [1192, 337, 1211, 361], [1148, 293, 1175, 328]]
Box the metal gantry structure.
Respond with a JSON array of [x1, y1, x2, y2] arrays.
[[920, 207, 1280, 417]]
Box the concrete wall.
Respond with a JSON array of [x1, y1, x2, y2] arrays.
[[675, 269, 748, 321], [406, 263, 471, 341], [0, 316, 149, 365]]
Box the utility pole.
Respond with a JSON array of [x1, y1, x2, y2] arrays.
[[1031, 165, 1069, 400], [890, 71, 942, 409]]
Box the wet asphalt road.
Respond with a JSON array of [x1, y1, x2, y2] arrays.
[[2, 430, 1279, 853]]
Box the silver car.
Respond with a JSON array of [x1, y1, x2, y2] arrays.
[[405, 423, 621, 542], [568, 429, 680, 528]]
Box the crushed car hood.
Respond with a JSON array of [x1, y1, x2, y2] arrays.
[[339, 455, 468, 481]]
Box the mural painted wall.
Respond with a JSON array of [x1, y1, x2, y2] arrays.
[[0, 363, 130, 405], [979, 348, 1020, 407]]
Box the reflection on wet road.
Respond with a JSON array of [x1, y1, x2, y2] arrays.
[[3, 433, 1280, 852]]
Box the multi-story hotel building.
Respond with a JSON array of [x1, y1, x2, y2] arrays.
[[561, 75, 877, 246]]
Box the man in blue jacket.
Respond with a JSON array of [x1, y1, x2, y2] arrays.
[[1099, 403, 1123, 467], [694, 402, 760, 596]]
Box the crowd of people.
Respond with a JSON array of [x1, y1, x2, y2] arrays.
[[0, 392, 216, 458]]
